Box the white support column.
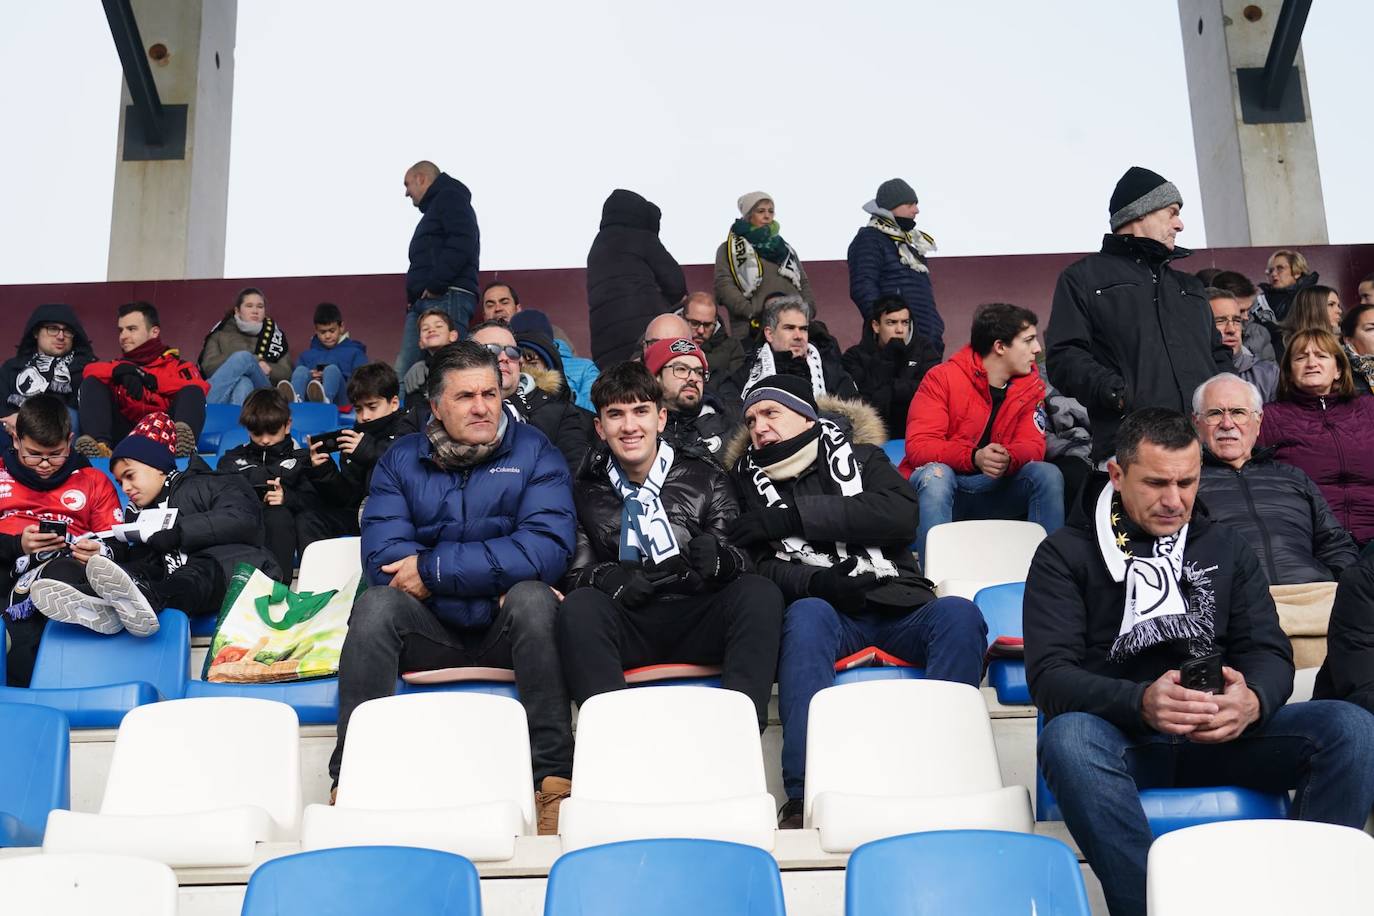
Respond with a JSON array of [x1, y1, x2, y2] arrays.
[[107, 0, 236, 281], [1177, 0, 1327, 247]]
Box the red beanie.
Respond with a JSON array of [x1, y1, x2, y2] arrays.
[[110, 412, 178, 473]]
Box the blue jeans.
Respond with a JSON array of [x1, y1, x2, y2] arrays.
[[206, 350, 269, 405], [289, 364, 344, 404], [910, 460, 1064, 559], [777, 596, 987, 800], [1039, 703, 1374, 916], [395, 288, 476, 377]]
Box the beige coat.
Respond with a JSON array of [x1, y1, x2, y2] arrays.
[[713, 241, 816, 340]]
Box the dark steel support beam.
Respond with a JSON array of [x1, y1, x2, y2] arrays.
[[1259, 0, 1313, 110], [102, 0, 166, 146]]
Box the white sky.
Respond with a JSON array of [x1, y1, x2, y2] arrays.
[[0, 0, 1369, 285]]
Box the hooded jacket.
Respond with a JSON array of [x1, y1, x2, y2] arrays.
[[586, 190, 687, 369], [199, 317, 293, 384], [406, 172, 480, 305], [846, 202, 944, 351], [295, 335, 369, 381], [1, 304, 96, 413], [82, 342, 209, 423], [553, 338, 599, 413], [724, 397, 936, 614], [216, 436, 332, 513], [899, 345, 1046, 478], [506, 335, 594, 472], [841, 332, 942, 439], [1199, 447, 1358, 585], [362, 421, 576, 630], [1257, 391, 1374, 544], [1046, 235, 1232, 463], [1025, 476, 1294, 734], [712, 238, 816, 342]]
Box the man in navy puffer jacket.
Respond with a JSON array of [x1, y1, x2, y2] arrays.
[[330, 341, 578, 834]]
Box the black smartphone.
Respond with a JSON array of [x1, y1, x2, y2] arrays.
[[312, 429, 345, 453], [38, 519, 68, 539], [252, 482, 272, 498], [315, 364, 326, 372], [1180, 652, 1224, 695]]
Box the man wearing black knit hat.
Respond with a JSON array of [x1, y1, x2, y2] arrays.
[[1046, 166, 1231, 468]]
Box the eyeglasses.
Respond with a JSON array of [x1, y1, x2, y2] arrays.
[[19, 449, 69, 467], [37, 324, 72, 337], [481, 343, 522, 362], [664, 363, 709, 382], [684, 319, 715, 332], [1200, 407, 1257, 426], [1213, 316, 1244, 328]]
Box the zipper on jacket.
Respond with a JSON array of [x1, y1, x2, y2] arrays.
[[1235, 467, 1280, 584], [1317, 396, 1353, 531]]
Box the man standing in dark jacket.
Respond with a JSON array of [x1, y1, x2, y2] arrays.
[[332, 342, 578, 834], [397, 161, 480, 377], [724, 375, 986, 828], [1046, 167, 1231, 465], [645, 337, 734, 464], [556, 362, 784, 729], [1026, 408, 1374, 916], [840, 294, 941, 438], [586, 189, 687, 369], [846, 178, 944, 352]]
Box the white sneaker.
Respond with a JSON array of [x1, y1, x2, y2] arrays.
[[276, 379, 299, 403], [85, 556, 160, 637], [30, 579, 124, 634], [305, 378, 328, 403]]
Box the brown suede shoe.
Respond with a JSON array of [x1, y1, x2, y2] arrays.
[[777, 798, 804, 830], [535, 776, 571, 836]]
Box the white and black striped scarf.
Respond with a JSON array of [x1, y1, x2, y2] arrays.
[[725, 230, 803, 296], [608, 441, 679, 565], [742, 344, 826, 402]]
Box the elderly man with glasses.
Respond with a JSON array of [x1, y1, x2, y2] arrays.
[[1194, 372, 1359, 669], [644, 337, 735, 464]]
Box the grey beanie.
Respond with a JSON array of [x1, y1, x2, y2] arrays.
[[875, 178, 919, 211], [737, 191, 773, 217], [1108, 166, 1182, 230]]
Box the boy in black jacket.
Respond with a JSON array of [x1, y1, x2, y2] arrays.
[[306, 363, 418, 513], [217, 388, 355, 576], [1026, 408, 1374, 916]]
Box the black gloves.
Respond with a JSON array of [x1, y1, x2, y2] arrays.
[[727, 506, 803, 546], [111, 362, 157, 400], [144, 526, 182, 554], [590, 562, 654, 609], [808, 557, 878, 614], [687, 534, 741, 584]]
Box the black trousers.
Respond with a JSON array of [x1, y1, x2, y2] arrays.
[[329, 581, 573, 786], [78, 377, 207, 446], [262, 504, 359, 579], [556, 573, 784, 728]]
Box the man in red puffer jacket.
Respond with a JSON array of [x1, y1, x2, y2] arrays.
[[899, 303, 1065, 559], [76, 302, 208, 458]]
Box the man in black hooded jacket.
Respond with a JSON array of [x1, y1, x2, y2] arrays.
[[0, 304, 96, 445]]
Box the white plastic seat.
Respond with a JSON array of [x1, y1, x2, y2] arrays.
[[923, 520, 1046, 598], [302, 692, 535, 860], [0, 853, 179, 916], [804, 679, 1032, 853], [1148, 820, 1374, 914], [558, 686, 775, 851], [43, 697, 301, 867], [296, 536, 362, 594]]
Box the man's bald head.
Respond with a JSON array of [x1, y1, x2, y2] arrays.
[[404, 161, 440, 207], [643, 314, 693, 357]]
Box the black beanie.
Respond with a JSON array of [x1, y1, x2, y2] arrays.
[[1109, 167, 1182, 230], [875, 178, 919, 211], [742, 373, 818, 421]]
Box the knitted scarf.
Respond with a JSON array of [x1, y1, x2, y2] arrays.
[[608, 441, 680, 565], [9, 352, 76, 408], [122, 337, 173, 366], [866, 212, 936, 275], [741, 419, 898, 577], [742, 345, 826, 402], [1095, 484, 1213, 661], [425, 410, 508, 471], [207, 314, 287, 362], [1344, 343, 1374, 393], [725, 219, 803, 296]]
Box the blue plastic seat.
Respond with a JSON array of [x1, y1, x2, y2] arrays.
[[215, 427, 303, 459], [0, 703, 70, 846], [185, 677, 340, 724], [544, 838, 786, 916], [833, 646, 925, 685], [241, 845, 481, 916], [973, 582, 1030, 704], [881, 439, 906, 467], [845, 829, 1091, 916], [396, 677, 520, 700], [0, 610, 190, 728], [625, 663, 723, 689], [188, 613, 218, 639], [197, 403, 242, 452], [289, 402, 341, 437]]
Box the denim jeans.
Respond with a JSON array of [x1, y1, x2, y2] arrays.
[[395, 288, 476, 377], [910, 460, 1065, 559], [329, 581, 573, 786], [289, 364, 344, 404], [207, 350, 270, 405], [1039, 703, 1374, 916], [777, 596, 987, 799]]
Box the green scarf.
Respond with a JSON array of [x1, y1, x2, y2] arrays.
[[730, 218, 790, 265]]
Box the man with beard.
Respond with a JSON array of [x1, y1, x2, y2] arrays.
[[645, 337, 733, 464]]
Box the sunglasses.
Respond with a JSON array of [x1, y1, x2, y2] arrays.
[[481, 343, 522, 361]]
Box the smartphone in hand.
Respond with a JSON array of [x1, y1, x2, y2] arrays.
[[1180, 653, 1224, 695]]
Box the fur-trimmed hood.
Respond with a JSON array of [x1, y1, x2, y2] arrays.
[[721, 395, 887, 470], [524, 363, 566, 399]]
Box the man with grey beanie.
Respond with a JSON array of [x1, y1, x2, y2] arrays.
[[1046, 166, 1231, 467], [847, 177, 944, 353]]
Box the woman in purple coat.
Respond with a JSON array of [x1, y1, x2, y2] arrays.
[[1258, 328, 1374, 548]]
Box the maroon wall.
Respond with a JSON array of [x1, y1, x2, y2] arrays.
[[3, 244, 1370, 364]]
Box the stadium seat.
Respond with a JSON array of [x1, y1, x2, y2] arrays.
[[302, 693, 534, 860], [923, 520, 1045, 599], [881, 439, 905, 467], [1147, 820, 1374, 914], [188, 613, 218, 639], [625, 662, 723, 687], [198, 403, 242, 452], [397, 666, 520, 700], [289, 402, 341, 437], [0, 609, 190, 728], [215, 426, 303, 457], [805, 680, 1032, 853], [296, 535, 363, 594], [833, 646, 925, 685], [0, 853, 179, 916], [544, 838, 786, 916], [43, 697, 302, 866], [558, 687, 776, 851], [0, 702, 70, 846], [242, 846, 481, 916], [846, 829, 1091, 916], [973, 582, 1030, 704]]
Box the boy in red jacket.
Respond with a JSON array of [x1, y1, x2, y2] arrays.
[[75, 302, 208, 458], [900, 303, 1064, 559]]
